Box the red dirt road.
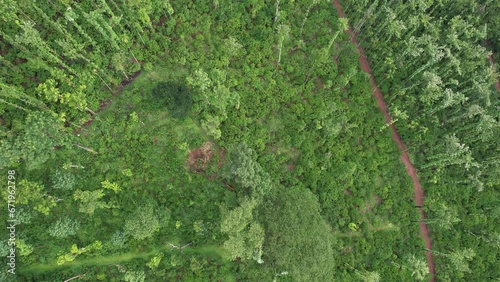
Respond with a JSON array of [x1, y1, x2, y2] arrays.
[[332, 1, 436, 281]]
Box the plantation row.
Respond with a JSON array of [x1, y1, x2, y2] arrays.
[[343, 0, 500, 281]]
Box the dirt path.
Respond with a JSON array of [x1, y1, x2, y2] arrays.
[[332, 1, 436, 281], [73, 70, 142, 135]]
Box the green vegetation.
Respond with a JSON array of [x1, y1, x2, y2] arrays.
[[344, 0, 500, 280], [0, 0, 498, 281]]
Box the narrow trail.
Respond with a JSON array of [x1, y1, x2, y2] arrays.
[[332, 1, 436, 281]]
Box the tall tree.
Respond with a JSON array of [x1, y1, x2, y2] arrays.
[[260, 186, 336, 281]]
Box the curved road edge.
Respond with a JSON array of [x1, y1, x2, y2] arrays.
[[331, 1, 436, 281]]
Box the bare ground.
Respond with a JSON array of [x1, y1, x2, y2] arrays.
[[332, 1, 436, 280]]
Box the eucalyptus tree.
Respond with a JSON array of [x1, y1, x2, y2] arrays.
[[275, 24, 290, 70]]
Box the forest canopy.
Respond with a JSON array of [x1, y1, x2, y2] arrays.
[[0, 0, 498, 281]]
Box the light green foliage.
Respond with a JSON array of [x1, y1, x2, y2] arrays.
[[124, 202, 159, 240], [52, 170, 76, 191], [220, 198, 264, 262], [112, 52, 129, 79], [223, 37, 243, 58], [0, 112, 71, 170], [193, 220, 205, 234], [73, 189, 109, 215], [0, 240, 9, 257], [187, 69, 211, 94], [425, 199, 461, 230], [48, 217, 80, 238], [15, 207, 33, 225], [101, 180, 121, 192], [190, 257, 205, 275], [124, 270, 146, 282], [14, 180, 56, 215], [201, 115, 221, 139], [223, 143, 272, 196], [356, 270, 381, 282], [407, 255, 429, 281], [146, 253, 163, 269], [17, 239, 34, 257], [36, 79, 60, 103], [15, 179, 43, 205], [109, 231, 127, 249], [57, 241, 102, 265], [221, 198, 257, 234], [121, 168, 133, 177], [448, 248, 476, 274], [170, 254, 182, 267]]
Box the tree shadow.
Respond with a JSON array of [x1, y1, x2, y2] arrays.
[[151, 81, 192, 119]]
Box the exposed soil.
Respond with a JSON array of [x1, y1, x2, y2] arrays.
[[187, 142, 215, 173], [332, 1, 436, 280]]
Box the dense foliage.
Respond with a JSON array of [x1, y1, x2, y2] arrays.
[[343, 0, 500, 280], [0, 0, 498, 281]]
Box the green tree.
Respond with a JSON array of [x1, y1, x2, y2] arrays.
[[221, 198, 264, 262], [187, 69, 211, 94], [111, 52, 129, 80], [13, 180, 57, 215], [0, 112, 71, 170], [355, 270, 380, 282], [223, 143, 273, 196], [109, 231, 127, 249], [260, 186, 336, 281], [275, 24, 290, 69], [124, 270, 146, 282], [52, 170, 76, 191], [73, 189, 109, 215], [124, 202, 159, 240], [201, 115, 222, 140], [424, 199, 461, 230], [48, 218, 81, 239], [406, 255, 430, 281], [16, 239, 34, 257]]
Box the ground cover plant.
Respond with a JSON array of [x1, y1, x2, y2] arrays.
[[0, 0, 498, 281]]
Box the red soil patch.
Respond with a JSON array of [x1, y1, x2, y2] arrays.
[[333, 1, 436, 280], [187, 142, 215, 173]]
